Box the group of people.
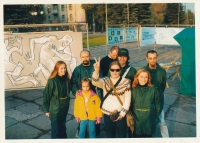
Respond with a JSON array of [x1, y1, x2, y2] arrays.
[[42, 46, 169, 139]]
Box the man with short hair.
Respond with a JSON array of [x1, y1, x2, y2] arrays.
[[143, 50, 169, 137], [71, 49, 103, 136], [116, 48, 137, 138], [117, 48, 137, 84], [100, 46, 119, 77], [71, 49, 103, 96]]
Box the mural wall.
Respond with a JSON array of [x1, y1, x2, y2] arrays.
[[4, 32, 82, 90]]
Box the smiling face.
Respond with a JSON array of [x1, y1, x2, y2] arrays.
[[118, 56, 128, 67], [109, 64, 121, 79], [57, 64, 67, 76], [137, 72, 148, 86]]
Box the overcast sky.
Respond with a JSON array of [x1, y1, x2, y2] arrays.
[[183, 3, 195, 12]]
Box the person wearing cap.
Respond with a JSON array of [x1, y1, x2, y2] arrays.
[[117, 48, 137, 84], [100, 46, 119, 77], [117, 48, 137, 138], [108, 48, 137, 84]]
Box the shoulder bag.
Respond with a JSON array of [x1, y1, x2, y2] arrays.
[[110, 79, 134, 133]]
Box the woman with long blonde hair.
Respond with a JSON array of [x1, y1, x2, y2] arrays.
[[131, 69, 162, 138], [42, 61, 70, 139]]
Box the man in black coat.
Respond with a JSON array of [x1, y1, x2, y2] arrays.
[[100, 46, 119, 77]]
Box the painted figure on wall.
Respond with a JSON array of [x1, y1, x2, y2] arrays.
[[25, 35, 76, 79], [4, 33, 78, 89]]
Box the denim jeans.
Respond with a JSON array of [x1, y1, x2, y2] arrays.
[[157, 109, 169, 137], [51, 117, 67, 139], [78, 120, 96, 138]]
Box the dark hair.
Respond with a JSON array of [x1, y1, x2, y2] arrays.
[[80, 77, 91, 88], [110, 46, 119, 52], [80, 49, 91, 56], [146, 50, 158, 57], [109, 61, 121, 69]]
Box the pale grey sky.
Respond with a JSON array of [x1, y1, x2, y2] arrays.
[[183, 3, 195, 12]]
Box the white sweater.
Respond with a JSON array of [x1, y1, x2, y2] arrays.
[[92, 72, 131, 117]]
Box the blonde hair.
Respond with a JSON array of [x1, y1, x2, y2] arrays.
[[132, 69, 153, 88]]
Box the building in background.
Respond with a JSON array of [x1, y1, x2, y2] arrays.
[[67, 4, 86, 23], [43, 4, 67, 23], [43, 4, 86, 24]]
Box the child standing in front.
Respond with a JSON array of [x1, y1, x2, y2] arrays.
[[42, 61, 70, 139], [74, 77, 102, 138]]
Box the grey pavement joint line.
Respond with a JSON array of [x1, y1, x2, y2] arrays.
[[165, 119, 196, 126], [6, 108, 43, 122]]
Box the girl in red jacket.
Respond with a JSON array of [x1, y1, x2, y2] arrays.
[[74, 77, 102, 138]]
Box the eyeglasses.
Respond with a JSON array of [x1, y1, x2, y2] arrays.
[[110, 69, 121, 72]]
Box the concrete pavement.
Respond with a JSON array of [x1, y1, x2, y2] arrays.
[[5, 42, 196, 139]]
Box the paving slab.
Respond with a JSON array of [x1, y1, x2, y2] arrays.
[[154, 119, 196, 137], [5, 116, 18, 128], [164, 94, 178, 105], [37, 133, 51, 139], [6, 122, 42, 139], [14, 89, 43, 101], [167, 79, 180, 87], [35, 97, 43, 106], [6, 108, 43, 122], [5, 97, 26, 110], [26, 114, 51, 131], [16, 102, 41, 114], [166, 95, 196, 124], [5, 90, 25, 98], [164, 86, 179, 95], [66, 119, 79, 138]]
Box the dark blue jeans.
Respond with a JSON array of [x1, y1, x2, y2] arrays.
[[51, 117, 67, 139], [104, 114, 127, 138]]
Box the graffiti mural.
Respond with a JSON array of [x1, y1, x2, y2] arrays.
[[4, 32, 82, 90]]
